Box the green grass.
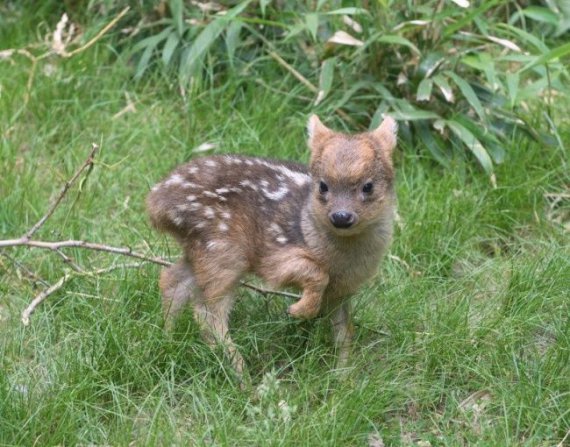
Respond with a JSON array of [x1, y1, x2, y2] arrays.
[[1, 11, 569, 447]]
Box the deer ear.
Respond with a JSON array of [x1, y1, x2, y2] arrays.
[[370, 116, 398, 156], [307, 114, 332, 151]]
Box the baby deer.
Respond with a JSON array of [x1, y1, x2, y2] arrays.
[[147, 115, 397, 375]]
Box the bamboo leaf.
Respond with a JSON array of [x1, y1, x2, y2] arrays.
[[323, 8, 368, 15], [225, 21, 242, 67], [433, 74, 454, 103], [446, 71, 486, 121], [260, 0, 272, 16], [169, 0, 184, 37], [446, 120, 494, 173], [416, 78, 433, 102], [514, 6, 559, 26], [305, 13, 319, 40], [315, 57, 335, 105], [327, 31, 364, 47], [415, 121, 450, 168], [179, 1, 250, 83], [376, 34, 420, 55], [162, 30, 180, 66], [505, 72, 519, 107], [520, 41, 570, 72]]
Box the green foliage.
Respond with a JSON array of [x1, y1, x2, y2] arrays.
[[109, 0, 569, 176], [1, 3, 569, 445]]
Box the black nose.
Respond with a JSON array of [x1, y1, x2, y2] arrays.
[[330, 211, 355, 228]]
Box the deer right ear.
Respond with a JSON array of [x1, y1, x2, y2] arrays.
[[307, 115, 332, 152]]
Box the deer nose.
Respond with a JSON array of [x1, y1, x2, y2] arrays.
[[329, 211, 355, 229]]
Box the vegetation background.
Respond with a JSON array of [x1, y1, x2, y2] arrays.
[[0, 0, 568, 445]]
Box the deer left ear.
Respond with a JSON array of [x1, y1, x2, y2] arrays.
[[370, 116, 398, 156], [307, 114, 333, 150]]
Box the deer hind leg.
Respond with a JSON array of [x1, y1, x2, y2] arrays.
[[192, 249, 248, 376], [159, 258, 200, 331]]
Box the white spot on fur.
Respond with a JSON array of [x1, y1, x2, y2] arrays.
[[182, 182, 200, 189], [188, 166, 199, 174], [188, 202, 202, 211], [196, 221, 207, 229], [276, 236, 288, 244], [262, 184, 289, 201], [187, 194, 198, 202], [173, 216, 184, 226], [245, 159, 254, 166], [239, 180, 258, 191], [176, 204, 189, 212], [203, 191, 218, 198], [206, 240, 222, 250], [215, 187, 230, 194], [229, 186, 243, 193], [164, 173, 184, 186], [224, 155, 243, 165], [260, 179, 269, 187], [220, 210, 231, 220], [204, 159, 218, 168], [218, 222, 229, 232], [151, 185, 160, 192], [269, 223, 283, 234], [255, 160, 310, 186], [203, 207, 215, 219]]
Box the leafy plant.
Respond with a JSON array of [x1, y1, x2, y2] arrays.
[[43, 1, 570, 177]]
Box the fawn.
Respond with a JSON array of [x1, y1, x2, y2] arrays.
[[146, 115, 397, 374]]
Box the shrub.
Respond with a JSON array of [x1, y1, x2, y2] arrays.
[[13, 0, 570, 176]]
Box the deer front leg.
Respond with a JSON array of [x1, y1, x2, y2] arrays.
[[260, 249, 329, 319], [330, 301, 354, 368]]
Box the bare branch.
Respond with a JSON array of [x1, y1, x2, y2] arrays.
[[0, 238, 172, 267], [63, 7, 130, 58], [0, 252, 49, 287], [240, 281, 300, 300], [24, 143, 99, 240], [21, 273, 70, 326]]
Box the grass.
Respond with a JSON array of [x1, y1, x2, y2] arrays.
[[1, 9, 569, 447]]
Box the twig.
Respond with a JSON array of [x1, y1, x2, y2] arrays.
[[53, 248, 85, 273], [62, 7, 130, 58], [240, 281, 300, 300], [1, 7, 129, 112], [266, 50, 360, 128], [21, 273, 71, 326], [25, 143, 99, 239], [267, 50, 317, 94], [0, 252, 50, 287], [0, 238, 173, 267]]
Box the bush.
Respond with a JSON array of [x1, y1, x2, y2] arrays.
[[17, 0, 570, 176]]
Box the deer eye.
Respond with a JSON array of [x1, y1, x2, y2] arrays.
[[319, 181, 329, 194], [362, 182, 374, 194]]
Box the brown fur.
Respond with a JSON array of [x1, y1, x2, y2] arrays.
[[147, 115, 398, 373]]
